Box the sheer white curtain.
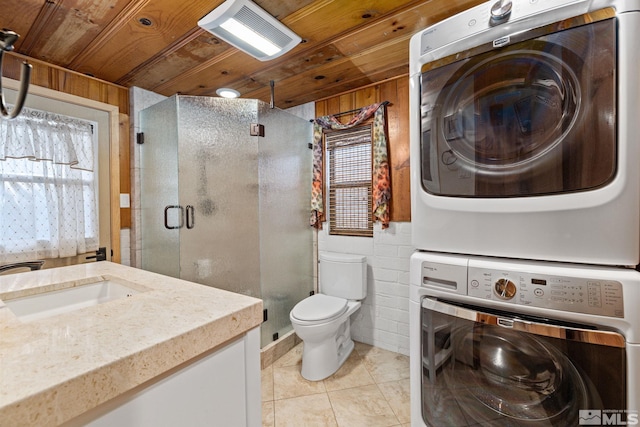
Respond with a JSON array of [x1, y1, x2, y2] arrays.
[[0, 107, 98, 263]]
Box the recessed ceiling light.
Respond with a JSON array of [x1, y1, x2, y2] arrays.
[[216, 88, 240, 98]]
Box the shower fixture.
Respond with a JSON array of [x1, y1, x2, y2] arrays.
[[0, 29, 31, 120], [198, 0, 301, 61], [269, 80, 274, 109]]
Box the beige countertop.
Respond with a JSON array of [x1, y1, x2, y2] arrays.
[[0, 261, 263, 426]]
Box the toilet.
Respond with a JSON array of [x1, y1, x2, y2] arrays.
[[290, 252, 367, 381]]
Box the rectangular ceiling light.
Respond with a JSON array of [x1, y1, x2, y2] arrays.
[[198, 0, 301, 61]]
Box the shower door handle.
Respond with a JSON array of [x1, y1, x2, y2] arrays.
[[186, 205, 195, 229], [164, 205, 184, 229]]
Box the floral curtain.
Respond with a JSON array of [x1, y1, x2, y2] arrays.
[[0, 107, 98, 262], [310, 101, 391, 229]]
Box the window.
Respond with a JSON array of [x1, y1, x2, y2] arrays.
[[326, 125, 373, 237], [0, 108, 99, 263]]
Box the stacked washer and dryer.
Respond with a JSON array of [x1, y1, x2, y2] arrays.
[[408, 1, 640, 426]]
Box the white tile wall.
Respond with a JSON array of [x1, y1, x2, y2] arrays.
[[317, 222, 413, 356], [120, 229, 131, 266]]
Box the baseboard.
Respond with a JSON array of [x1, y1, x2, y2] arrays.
[[260, 330, 301, 370]]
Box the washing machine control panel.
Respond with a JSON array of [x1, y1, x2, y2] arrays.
[[468, 267, 625, 318]]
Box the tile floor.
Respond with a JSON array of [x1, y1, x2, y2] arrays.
[[262, 341, 411, 427]]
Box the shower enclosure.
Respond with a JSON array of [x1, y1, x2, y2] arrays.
[[139, 95, 313, 347]]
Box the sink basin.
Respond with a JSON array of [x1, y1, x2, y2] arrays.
[[4, 279, 141, 322]]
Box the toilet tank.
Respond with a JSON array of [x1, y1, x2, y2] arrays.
[[319, 252, 367, 300]]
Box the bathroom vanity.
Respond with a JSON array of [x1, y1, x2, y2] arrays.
[[0, 261, 263, 426]]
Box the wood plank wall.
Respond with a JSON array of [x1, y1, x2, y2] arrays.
[[3, 52, 129, 115], [315, 76, 411, 222], [3, 52, 131, 230]]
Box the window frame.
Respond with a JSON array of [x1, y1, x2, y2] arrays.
[[325, 124, 374, 237]]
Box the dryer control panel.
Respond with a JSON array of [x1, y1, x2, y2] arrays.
[[467, 266, 625, 318], [418, 0, 581, 56]]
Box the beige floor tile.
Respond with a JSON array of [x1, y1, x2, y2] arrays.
[[274, 393, 338, 427], [273, 342, 303, 368], [267, 341, 410, 427], [262, 401, 274, 427], [323, 350, 375, 392], [273, 364, 326, 400], [360, 346, 410, 383], [328, 384, 400, 427], [261, 364, 274, 402], [377, 379, 411, 424], [354, 340, 373, 356]]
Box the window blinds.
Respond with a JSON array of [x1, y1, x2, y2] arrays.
[[326, 125, 373, 237]]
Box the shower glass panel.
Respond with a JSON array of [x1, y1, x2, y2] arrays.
[[140, 97, 180, 278], [258, 101, 314, 345], [140, 95, 313, 348]]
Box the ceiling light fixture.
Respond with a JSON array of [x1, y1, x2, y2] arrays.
[[216, 88, 240, 98], [197, 0, 301, 61]]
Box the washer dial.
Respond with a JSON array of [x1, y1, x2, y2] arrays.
[[494, 278, 517, 299]]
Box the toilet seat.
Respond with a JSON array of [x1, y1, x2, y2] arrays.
[[291, 294, 347, 322]]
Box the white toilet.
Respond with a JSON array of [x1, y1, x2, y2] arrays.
[[290, 252, 367, 381]]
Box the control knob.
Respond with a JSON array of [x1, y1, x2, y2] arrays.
[[490, 0, 513, 23], [494, 278, 517, 300]]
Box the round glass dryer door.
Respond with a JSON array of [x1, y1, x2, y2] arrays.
[[439, 48, 579, 171], [419, 18, 616, 197]]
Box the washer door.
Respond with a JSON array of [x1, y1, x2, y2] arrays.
[[455, 325, 586, 422], [420, 298, 626, 426]]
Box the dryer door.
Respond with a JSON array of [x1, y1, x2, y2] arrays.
[[420, 298, 626, 426], [419, 18, 616, 198]]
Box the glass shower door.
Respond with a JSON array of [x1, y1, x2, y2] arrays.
[[140, 97, 181, 278], [176, 96, 262, 299]]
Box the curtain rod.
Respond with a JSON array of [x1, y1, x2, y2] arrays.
[[333, 100, 390, 117], [310, 100, 390, 122]]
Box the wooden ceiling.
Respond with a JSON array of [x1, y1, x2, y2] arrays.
[[3, 0, 482, 108]]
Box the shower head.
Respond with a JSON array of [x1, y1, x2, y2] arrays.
[[0, 29, 19, 52]]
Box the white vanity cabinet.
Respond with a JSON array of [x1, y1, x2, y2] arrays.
[[64, 327, 261, 427]]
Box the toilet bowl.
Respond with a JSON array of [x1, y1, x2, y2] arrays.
[[290, 252, 367, 381]]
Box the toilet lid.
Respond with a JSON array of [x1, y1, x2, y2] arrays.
[[291, 294, 348, 322]]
